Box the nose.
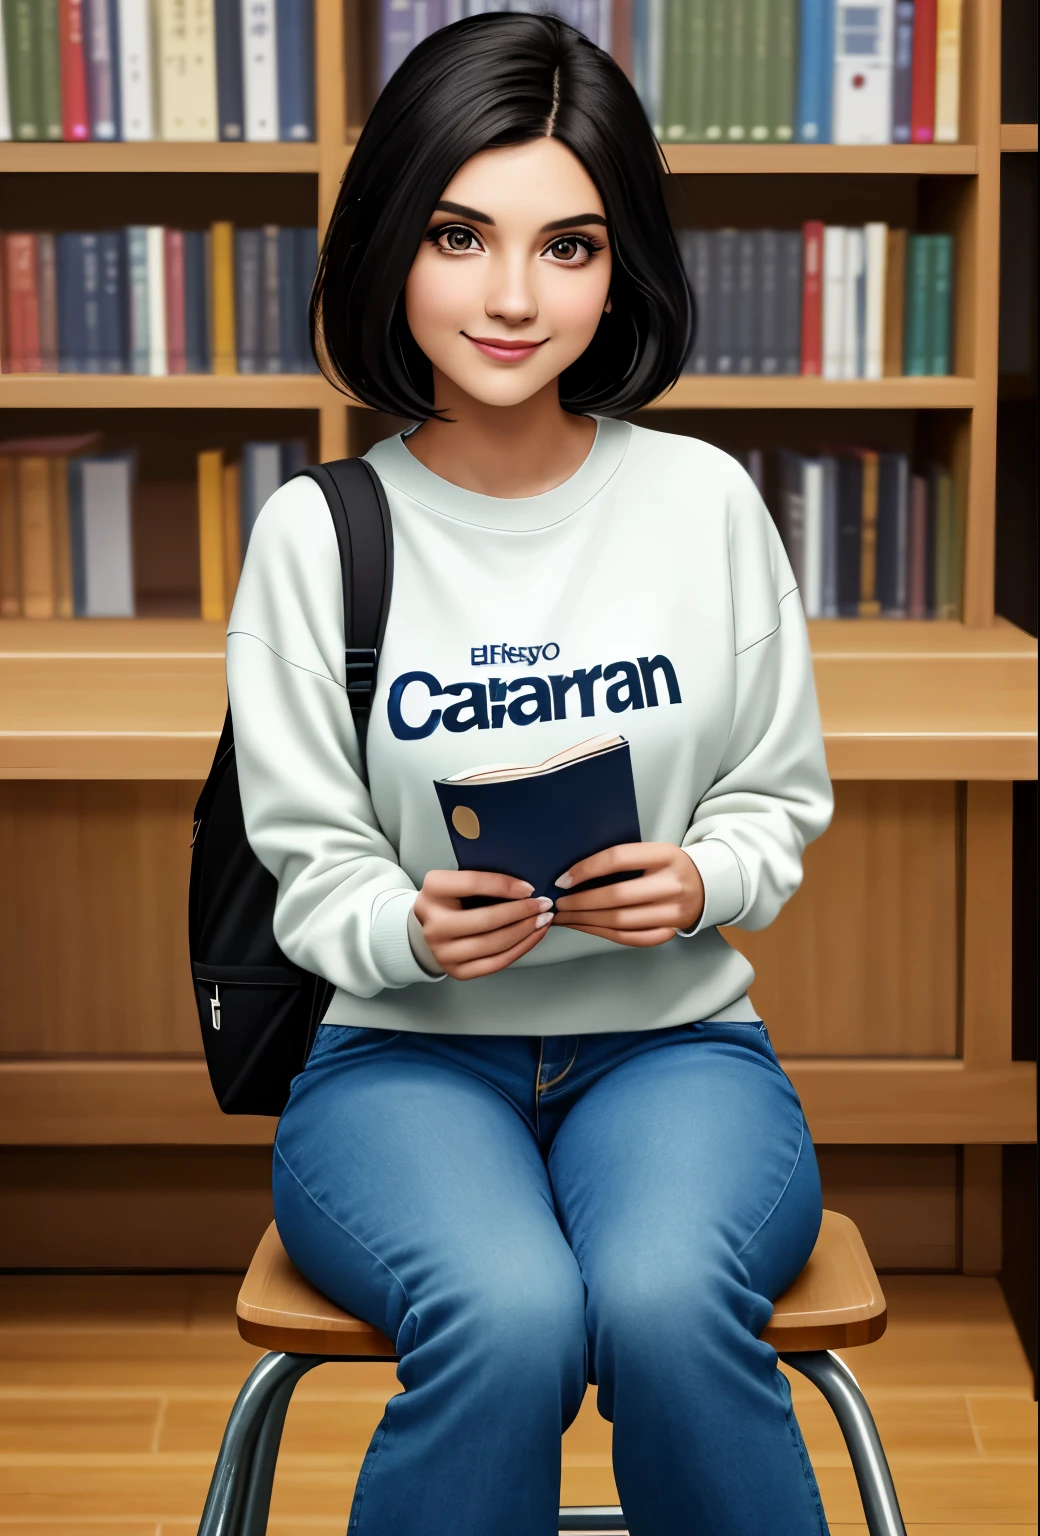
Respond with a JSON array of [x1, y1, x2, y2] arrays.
[[484, 249, 539, 328]]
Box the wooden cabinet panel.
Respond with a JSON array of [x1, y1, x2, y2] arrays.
[[740, 781, 959, 1056]]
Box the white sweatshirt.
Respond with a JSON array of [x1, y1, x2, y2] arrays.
[[226, 414, 834, 1036]]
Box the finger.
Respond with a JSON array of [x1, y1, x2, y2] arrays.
[[554, 900, 682, 930], [426, 896, 553, 940], [555, 842, 665, 891], [553, 921, 676, 948], [447, 922, 550, 980], [436, 911, 553, 964], [423, 868, 536, 903], [554, 871, 674, 913]]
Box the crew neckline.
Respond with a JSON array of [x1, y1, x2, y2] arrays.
[[363, 413, 632, 532]]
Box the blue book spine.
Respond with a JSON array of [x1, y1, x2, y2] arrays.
[[836, 453, 863, 616], [215, 0, 245, 140], [261, 226, 281, 372], [891, 1, 914, 143], [713, 228, 737, 373], [235, 229, 262, 373], [295, 227, 318, 371], [125, 227, 150, 374], [68, 459, 87, 616], [758, 229, 780, 374], [81, 235, 103, 372], [277, 0, 314, 140], [820, 455, 840, 618], [98, 231, 126, 373], [795, 0, 834, 142], [56, 233, 86, 372], [780, 230, 803, 373], [84, 0, 121, 139], [682, 230, 713, 374], [277, 227, 298, 371], [381, 0, 415, 90], [734, 230, 758, 374], [183, 232, 210, 372]]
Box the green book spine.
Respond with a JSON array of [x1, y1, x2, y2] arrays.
[[726, 0, 747, 140], [771, 0, 798, 141], [685, 0, 709, 141], [661, 0, 689, 140], [903, 234, 933, 375], [935, 467, 954, 617], [38, 0, 62, 141], [5, 0, 40, 140], [748, 0, 770, 139], [929, 233, 954, 374], [704, 0, 728, 140]]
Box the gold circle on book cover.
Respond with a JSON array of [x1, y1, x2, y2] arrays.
[[451, 806, 481, 840]]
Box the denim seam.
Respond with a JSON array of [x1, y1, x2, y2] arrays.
[[734, 1114, 806, 1262], [538, 1042, 580, 1094], [782, 1392, 829, 1532]]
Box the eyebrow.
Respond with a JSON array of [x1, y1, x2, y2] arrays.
[[433, 200, 608, 234]]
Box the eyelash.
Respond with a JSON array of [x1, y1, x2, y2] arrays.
[[423, 223, 606, 263]]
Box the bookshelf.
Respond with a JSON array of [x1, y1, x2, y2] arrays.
[[0, 0, 1036, 1280]]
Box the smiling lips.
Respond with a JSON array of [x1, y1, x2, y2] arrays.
[[464, 334, 549, 362]]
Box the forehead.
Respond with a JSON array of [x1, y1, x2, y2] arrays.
[[437, 137, 605, 222]]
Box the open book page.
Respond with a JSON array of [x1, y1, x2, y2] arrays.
[[442, 732, 625, 786]]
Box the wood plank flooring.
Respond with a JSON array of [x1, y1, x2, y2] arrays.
[[0, 1273, 1034, 1532]]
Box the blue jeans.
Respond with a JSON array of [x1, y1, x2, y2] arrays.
[[272, 1019, 829, 1536]]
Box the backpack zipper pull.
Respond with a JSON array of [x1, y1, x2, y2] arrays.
[[210, 984, 221, 1032]]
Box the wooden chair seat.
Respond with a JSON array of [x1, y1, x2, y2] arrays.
[[237, 1208, 886, 1358]]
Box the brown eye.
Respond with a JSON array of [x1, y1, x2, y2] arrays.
[[439, 227, 478, 252], [550, 238, 580, 260]]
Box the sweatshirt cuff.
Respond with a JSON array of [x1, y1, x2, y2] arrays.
[[677, 840, 746, 936], [370, 890, 446, 986]]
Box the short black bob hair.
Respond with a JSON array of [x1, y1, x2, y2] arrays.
[[311, 11, 695, 420]]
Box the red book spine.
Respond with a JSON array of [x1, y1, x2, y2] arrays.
[[164, 230, 188, 374], [4, 234, 43, 373], [907, 473, 928, 617], [59, 0, 90, 141], [800, 220, 823, 376], [910, 0, 937, 143]]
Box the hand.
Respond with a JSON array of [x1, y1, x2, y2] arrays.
[[552, 842, 705, 947], [413, 870, 554, 980]]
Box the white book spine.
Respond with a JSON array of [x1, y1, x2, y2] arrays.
[[822, 226, 846, 380], [934, 0, 962, 142], [864, 221, 888, 380], [802, 459, 824, 618], [832, 0, 895, 144], [241, 0, 278, 142], [118, 0, 155, 139], [842, 227, 864, 379], [146, 226, 168, 375], [82, 460, 135, 617], [0, 19, 11, 141]]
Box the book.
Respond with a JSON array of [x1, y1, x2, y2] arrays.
[[923, 461, 939, 615], [734, 230, 757, 373], [683, 0, 707, 141], [906, 471, 928, 617], [4, 0, 40, 140], [0, 10, 10, 141], [164, 228, 187, 373], [771, 0, 797, 141], [215, 0, 244, 139], [235, 228, 262, 372], [801, 457, 823, 618], [294, 226, 318, 371], [240, 441, 282, 548], [713, 228, 737, 372], [891, 0, 914, 141], [277, 225, 299, 371], [903, 232, 931, 374], [81, 232, 102, 371], [800, 220, 824, 375], [703, 0, 726, 140], [757, 229, 780, 373], [380, 0, 415, 93], [819, 454, 840, 617], [836, 450, 862, 615], [821, 225, 845, 379], [117, 0, 155, 140], [56, 232, 85, 370], [3, 233, 42, 372], [197, 448, 226, 621], [36, 234, 59, 371], [882, 226, 907, 375], [146, 225, 167, 374], [661, 0, 690, 140], [856, 446, 880, 615], [126, 225, 150, 373], [183, 230, 210, 372], [909, 0, 936, 142], [277, 0, 314, 140], [434, 733, 643, 905], [0, 458, 20, 616], [876, 450, 909, 616], [780, 230, 803, 372], [158, 0, 218, 139], [725, 0, 747, 140], [842, 226, 864, 378], [680, 230, 713, 374], [777, 448, 807, 590], [260, 224, 280, 372], [49, 455, 74, 617], [833, 0, 894, 144], [58, 0, 90, 140], [221, 456, 242, 612], [241, 0, 277, 140], [39, 0, 64, 139], [69, 453, 135, 616], [98, 229, 126, 372], [210, 221, 237, 374], [933, 0, 961, 142], [748, 0, 769, 140], [929, 232, 953, 374], [864, 222, 887, 380], [795, 0, 835, 142], [83, 0, 120, 140], [17, 457, 56, 617]]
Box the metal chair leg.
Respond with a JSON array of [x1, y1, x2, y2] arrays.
[[557, 1508, 627, 1531], [238, 1355, 324, 1536], [197, 1351, 323, 1536], [781, 1350, 907, 1536]]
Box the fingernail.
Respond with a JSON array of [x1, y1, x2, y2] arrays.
[[555, 873, 573, 889], [535, 911, 554, 927], [518, 882, 535, 896], [536, 897, 553, 911]]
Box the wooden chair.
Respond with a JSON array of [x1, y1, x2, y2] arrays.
[[198, 1209, 906, 1536]]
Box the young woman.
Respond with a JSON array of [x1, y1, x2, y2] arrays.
[[227, 13, 834, 1535]]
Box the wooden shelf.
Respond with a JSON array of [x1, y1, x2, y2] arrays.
[[0, 141, 322, 173], [0, 1056, 1032, 1146], [649, 376, 976, 410], [659, 143, 978, 175], [1000, 124, 1038, 152], [0, 374, 341, 409], [0, 617, 1034, 782]]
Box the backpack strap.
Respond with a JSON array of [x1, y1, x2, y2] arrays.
[[297, 458, 395, 781]]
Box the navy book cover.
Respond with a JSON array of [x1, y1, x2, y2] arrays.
[[434, 734, 643, 907]]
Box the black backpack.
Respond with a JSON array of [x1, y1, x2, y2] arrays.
[[188, 458, 395, 1116]]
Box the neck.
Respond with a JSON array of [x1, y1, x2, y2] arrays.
[[403, 375, 597, 498]]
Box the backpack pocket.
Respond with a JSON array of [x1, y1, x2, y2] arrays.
[[192, 963, 324, 1116]]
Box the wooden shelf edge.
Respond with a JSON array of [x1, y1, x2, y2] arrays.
[[0, 375, 340, 408], [0, 142, 322, 173], [646, 376, 975, 409], [1000, 124, 1038, 152], [0, 1057, 1033, 1145]]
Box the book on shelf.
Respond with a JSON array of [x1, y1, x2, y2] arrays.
[[0, 223, 318, 375], [0, 0, 314, 142], [371, 0, 961, 145], [677, 221, 954, 378]]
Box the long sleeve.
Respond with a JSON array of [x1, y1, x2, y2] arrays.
[[226, 476, 446, 998], [678, 467, 835, 936]]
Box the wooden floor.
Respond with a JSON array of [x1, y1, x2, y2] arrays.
[[0, 1273, 1034, 1533]]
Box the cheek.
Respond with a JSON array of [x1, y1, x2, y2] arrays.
[[405, 254, 471, 339], [542, 264, 612, 339]]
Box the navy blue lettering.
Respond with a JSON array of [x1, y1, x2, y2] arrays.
[[549, 673, 578, 719], [603, 660, 645, 712], [470, 645, 488, 665], [638, 654, 682, 707], [388, 671, 442, 740], [572, 666, 602, 717], [506, 676, 553, 725], [441, 681, 489, 733]]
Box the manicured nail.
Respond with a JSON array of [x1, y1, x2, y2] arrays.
[[556, 873, 573, 889], [536, 897, 553, 911], [518, 881, 535, 896], [535, 911, 554, 927]]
